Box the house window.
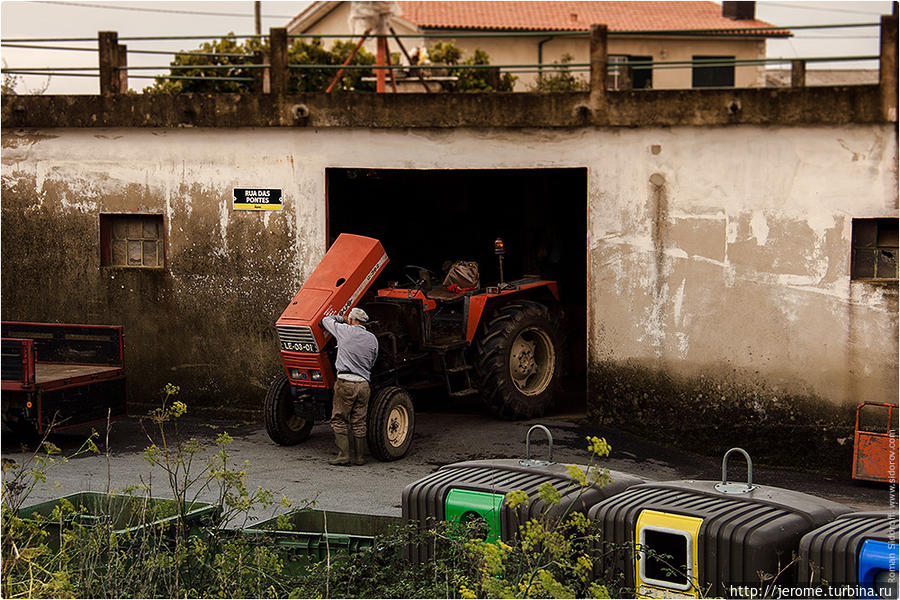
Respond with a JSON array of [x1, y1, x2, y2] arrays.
[[100, 214, 165, 268], [691, 55, 735, 88], [851, 218, 898, 281], [607, 55, 628, 90], [631, 55, 653, 89], [608, 55, 653, 90]]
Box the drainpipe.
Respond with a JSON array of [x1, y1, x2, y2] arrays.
[[537, 35, 554, 81]]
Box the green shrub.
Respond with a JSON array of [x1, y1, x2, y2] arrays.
[[2, 386, 622, 597], [145, 36, 376, 94], [427, 41, 517, 92], [529, 54, 589, 92]]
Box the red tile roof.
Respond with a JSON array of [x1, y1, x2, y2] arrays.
[[395, 1, 785, 35]]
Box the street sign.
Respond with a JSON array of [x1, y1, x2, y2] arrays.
[[233, 188, 283, 210]]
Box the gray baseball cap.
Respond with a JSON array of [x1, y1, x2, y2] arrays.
[[348, 307, 370, 323]]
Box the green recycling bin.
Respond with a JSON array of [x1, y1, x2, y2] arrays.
[[444, 489, 504, 543], [231, 508, 402, 571], [16, 492, 220, 550]]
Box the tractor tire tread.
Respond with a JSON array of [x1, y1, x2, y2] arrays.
[[475, 301, 562, 420], [264, 374, 313, 446], [367, 386, 415, 462]]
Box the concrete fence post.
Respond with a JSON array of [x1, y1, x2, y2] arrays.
[[254, 50, 271, 94], [879, 14, 898, 122], [269, 27, 288, 95], [117, 44, 128, 93], [589, 24, 608, 107], [790, 60, 806, 88], [619, 65, 633, 91], [98, 31, 121, 95]]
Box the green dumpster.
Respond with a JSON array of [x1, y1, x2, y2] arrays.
[[16, 492, 220, 550], [233, 509, 401, 569]]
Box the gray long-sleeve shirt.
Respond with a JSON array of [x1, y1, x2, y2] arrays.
[[321, 315, 379, 382]]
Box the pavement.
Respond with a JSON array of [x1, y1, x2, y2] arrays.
[[2, 395, 894, 522]]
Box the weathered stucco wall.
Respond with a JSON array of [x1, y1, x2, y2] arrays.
[[2, 124, 896, 468], [585, 125, 898, 469]]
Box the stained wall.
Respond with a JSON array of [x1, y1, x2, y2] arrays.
[[2, 123, 896, 468]]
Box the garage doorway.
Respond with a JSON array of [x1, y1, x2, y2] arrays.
[[326, 168, 588, 413]]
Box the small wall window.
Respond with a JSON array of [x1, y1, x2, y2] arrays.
[[100, 214, 165, 268], [692, 55, 735, 88], [851, 218, 898, 281]]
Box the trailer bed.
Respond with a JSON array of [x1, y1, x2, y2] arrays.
[[34, 364, 123, 386], [2, 322, 127, 434]]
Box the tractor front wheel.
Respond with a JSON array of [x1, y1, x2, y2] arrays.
[[476, 301, 562, 420], [264, 374, 314, 445], [367, 386, 415, 461]]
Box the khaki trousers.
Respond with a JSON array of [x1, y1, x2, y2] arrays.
[[331, 378, 370, 438]]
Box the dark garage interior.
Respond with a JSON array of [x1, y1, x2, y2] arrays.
[[327, 167, 588, 412]]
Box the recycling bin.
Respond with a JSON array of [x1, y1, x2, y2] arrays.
[[799, 511, 898, 599], [16, 492, 219, 550], [402, 426, 644, 563], [588, 448, 853, 599], [232, 508, 402, 571]]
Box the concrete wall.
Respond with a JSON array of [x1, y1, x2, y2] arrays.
[[2, 123, 896, 468]]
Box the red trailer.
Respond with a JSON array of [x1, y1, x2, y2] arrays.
[[1, 322, 127, 436]]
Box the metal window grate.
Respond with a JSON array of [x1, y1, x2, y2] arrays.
[[851, 218, 898, 281], [100, 214, 164, 268]]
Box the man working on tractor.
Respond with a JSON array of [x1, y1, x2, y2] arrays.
[[320, 308, 378, 466]]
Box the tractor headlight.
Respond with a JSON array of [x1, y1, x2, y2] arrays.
[[310, 370, 322, 381], [290, 368, 308, 380]]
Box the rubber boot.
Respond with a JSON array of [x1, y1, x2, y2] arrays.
[[329, 433, 352, 466], [353, 437, 367, 466]]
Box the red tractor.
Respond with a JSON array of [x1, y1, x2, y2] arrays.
[[265, 234, 563, 461]]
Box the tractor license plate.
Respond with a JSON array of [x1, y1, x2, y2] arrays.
[[281, 341, 316, 353]]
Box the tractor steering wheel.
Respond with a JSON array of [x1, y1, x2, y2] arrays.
[[403, 265, 436, 290]]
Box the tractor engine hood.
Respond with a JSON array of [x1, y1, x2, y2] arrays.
[[276, 234, 389, 353]]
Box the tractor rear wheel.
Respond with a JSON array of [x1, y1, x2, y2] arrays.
[[475, 301, 562, 420], [264, 374, 314, 445], [367, 386, 414, 461]]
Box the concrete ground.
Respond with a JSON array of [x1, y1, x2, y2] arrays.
[[2, 395, 893, 522]]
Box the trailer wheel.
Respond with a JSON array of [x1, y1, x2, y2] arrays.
[[2, 409, 39, 444], [367, 386, 414, 461], [476, 301, 562, 420], [264, 374, 313, 446]]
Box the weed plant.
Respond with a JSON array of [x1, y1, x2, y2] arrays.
[[2, 385, 630, 598]]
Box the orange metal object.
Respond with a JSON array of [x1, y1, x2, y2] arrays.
[[464, 281, 559, 342], [376, 36, 387, 93], [852, 402, 898, 483], [375, 287, 437, 311], [276, 234, 389, 388]]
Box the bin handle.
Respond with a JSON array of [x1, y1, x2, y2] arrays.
[[520, 424, 554, 466], [714, 447, 758, 494]]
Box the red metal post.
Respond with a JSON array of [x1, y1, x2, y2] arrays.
[[376, 36, 387, 93], [325, 30, 370, 93]]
